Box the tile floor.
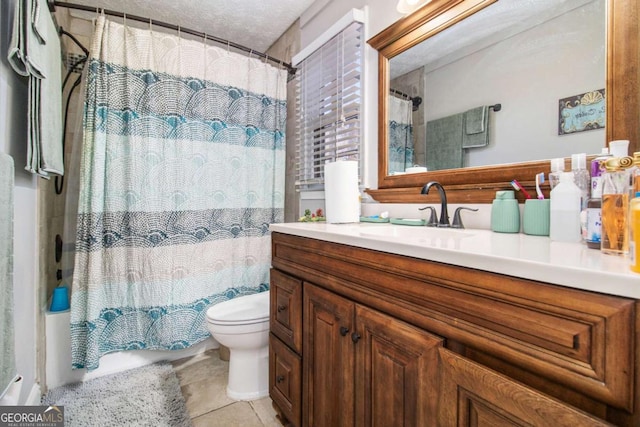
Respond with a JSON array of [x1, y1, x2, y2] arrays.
[[171, 348, 282, 427]]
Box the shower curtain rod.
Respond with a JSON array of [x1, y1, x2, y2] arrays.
[[49, 1, 297, 76]]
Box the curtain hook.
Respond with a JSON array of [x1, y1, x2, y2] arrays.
[[149, 18, 153, 33], [227, 41, 230, 54]]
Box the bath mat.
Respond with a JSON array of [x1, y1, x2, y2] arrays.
[[42, 362, 192, 426]]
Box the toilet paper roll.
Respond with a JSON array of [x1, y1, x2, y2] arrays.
[[325, 161, 360, 223]]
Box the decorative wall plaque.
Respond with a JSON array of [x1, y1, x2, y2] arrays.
[[559, 89, 605, 135]]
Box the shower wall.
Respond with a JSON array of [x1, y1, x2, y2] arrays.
[[37, 8, 93, 390]]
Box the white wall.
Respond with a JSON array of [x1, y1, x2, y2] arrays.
[[0, 0, 40, 404]]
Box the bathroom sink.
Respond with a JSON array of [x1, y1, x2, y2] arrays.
[[359, 225, 475, 240]]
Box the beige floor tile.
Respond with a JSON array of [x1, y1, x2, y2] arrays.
[[173, 349, 226, 387], [180, 363, 235, 418], [250, 397, 281, 427], [191, 401, 264, 427]]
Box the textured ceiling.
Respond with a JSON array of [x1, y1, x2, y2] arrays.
[[57, 0, 316, 52]]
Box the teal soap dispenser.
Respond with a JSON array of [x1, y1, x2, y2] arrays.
[[491, 190, 520, 233]]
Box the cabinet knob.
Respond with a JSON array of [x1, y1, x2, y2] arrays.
[[277, 304, 287, 312], [339, 326, 349, 336], [276, 375, 285, 383], [351, 332, 361, 343]]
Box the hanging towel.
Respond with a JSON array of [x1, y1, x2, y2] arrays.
[[425, 113, 464, 171], [7, 0, 64, 177], [0, 153, 18, 401], [8, 0, 29, 76], [462, 106, 489, 148]]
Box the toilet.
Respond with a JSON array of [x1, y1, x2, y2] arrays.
[[205, 291, 270, 400]]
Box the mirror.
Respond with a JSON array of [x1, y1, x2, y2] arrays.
[[367, 0, 639, 204]]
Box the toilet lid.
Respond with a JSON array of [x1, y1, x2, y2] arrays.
[[206, 291, 269, 324]]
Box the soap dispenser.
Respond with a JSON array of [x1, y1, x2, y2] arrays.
[[491, 190, 520, 233]]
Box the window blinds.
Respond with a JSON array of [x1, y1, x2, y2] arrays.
[[295, 21, 364, 189]]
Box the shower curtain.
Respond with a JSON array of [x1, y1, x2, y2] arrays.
[[388, 95, 414, 174], [70, 16, 286, 370]]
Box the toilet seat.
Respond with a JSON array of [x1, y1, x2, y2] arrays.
[[206, 291, 269, 325]]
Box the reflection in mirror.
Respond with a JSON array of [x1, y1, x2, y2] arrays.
[[386, 0, 606, 175]]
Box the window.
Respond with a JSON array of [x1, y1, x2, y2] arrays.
[[294, 18, 364, 190]]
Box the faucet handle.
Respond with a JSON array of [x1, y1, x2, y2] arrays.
[[418, 206, 438, 227], [451, 207, 479, 229]]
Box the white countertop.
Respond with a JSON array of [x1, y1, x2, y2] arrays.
[[270, 222, 640, 299]]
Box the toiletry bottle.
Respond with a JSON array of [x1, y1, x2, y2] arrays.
[[609, 139, 630, 158], [586, 197, 602, 249], [549, 158, 565, 190], [630, 192, 640, 273], [601, 157, 631, 255], [571, 153, 590, 241], [550, 172, 582, 243], [586, 148, 611, 249], [591, 148, 612, 196], [490, 190, 520, 233], [571, 153, 590, 210]]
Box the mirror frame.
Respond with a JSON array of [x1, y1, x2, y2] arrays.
[[367, 0, 639, 204]]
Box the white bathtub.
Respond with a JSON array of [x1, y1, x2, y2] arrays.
[[44, 309, 218, 389]]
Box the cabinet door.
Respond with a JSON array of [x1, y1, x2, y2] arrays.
[[437, 348, 613, 427], [303, 283, 355, 427], [354, 304, 442, 427]]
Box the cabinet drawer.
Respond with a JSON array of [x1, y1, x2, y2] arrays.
[[270, 269, 302, 353], [269, 334, 301, 427], [437, 348, 611, 427]]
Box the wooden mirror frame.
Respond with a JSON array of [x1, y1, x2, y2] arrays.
[[367, 0, 639, 204]]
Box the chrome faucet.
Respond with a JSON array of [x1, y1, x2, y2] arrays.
[[421, 181, 450, 227]]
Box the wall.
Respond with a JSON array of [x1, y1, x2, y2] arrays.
[[0, 0, 40, 404], [266, 20, 302, 223]]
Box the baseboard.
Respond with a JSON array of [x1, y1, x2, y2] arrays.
[[25, 383, 42, 405]]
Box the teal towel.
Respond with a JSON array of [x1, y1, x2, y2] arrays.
[[7, 0, 63, 178], [0, 153, 18, 400], [463, 106, 489, 148], [426, 113, 464, 171]]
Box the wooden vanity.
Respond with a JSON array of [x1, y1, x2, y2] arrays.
[[268, 225, 639, 426]]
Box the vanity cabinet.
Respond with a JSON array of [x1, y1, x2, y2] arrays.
[[304, 282, 442, 426], [269, 232, 638, 426]]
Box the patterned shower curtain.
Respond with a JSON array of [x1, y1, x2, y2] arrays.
[[71, 16, 286, 370], [388, 95, 414, 174]]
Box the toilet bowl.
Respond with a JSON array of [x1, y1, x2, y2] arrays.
[[205, 291, 270, 400]]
